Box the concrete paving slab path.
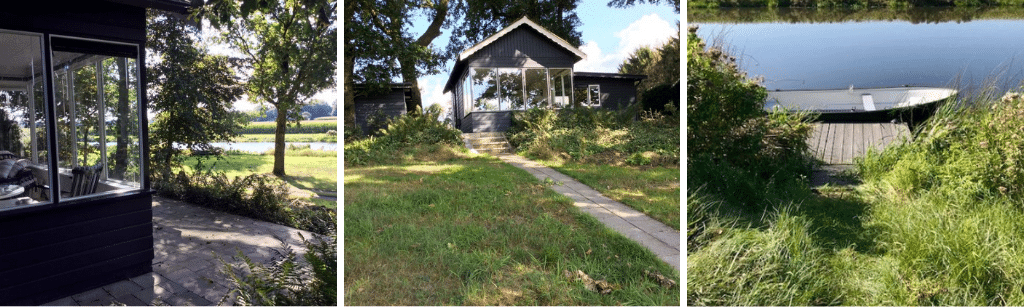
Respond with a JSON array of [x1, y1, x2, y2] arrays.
[[496, 154, 680, 272], [42, 196, 320, 306]]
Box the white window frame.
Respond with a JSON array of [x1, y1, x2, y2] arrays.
[[586, 84, 601, 107]]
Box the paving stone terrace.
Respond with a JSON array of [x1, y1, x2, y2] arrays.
[[43, 196, 321, 306]]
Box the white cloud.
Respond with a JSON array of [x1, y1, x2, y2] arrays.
[[615, 14, 675, 57], [574, 41, 620, 73], [575, 14, 676, 74], [419, 77, 451, 113]]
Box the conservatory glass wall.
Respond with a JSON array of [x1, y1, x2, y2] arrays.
[[52, 38, 143, 201], [465, 67, 573, 113], [0, 31, 52, 210]]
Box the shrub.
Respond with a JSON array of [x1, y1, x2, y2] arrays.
[[343, 104, 464, 166], [220, 228, 336, 306], [153, 170, 336, 235], [686, 25, 814, 209]]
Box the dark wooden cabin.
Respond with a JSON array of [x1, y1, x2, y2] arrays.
[[0, 1, 190, 304], [352, 83, 411, 135], [443, 17, 646, 133]]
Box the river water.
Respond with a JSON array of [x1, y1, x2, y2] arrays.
[[690, 8, 1024, 95]]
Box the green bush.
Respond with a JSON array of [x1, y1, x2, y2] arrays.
[[506, 104, 679, 166], [343, 104, 464, 166], [220, 229, 336, 305], [153, 171, 336, 235], [687, 25, 814, 209]]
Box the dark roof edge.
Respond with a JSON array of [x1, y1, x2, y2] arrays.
[[106, 0, 193, 14], [574, 72, 647, 80], [352, 82, 413, 89]]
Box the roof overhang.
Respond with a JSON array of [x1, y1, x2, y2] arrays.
[[573, 72, 647, 80], [105, 0, 194, 14]]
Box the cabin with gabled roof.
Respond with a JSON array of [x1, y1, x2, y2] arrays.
[[444, 17, 645, 133]]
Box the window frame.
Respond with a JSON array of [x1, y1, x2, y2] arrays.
[[587, 84, 601, 107], [49, 34, 145, 204], [462, 66, 575, 112]]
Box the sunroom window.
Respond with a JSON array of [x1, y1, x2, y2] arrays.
[[52, 37, 143, 201], [0, 31, 52, 210], [462, 67, 573, 113]]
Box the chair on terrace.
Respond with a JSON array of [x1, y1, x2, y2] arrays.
[[64, 163, 103, 198]]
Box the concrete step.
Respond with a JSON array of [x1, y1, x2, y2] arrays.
[[462, 132, 513, 155]]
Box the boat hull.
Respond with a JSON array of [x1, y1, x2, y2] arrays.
[[766, 86, 956, 125]]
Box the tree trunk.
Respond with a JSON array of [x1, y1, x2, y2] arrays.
[[113, 58, 130, 179], [398, 0, 448, 114], [343, 0, 356, 127], [273, 103, 287, 176]]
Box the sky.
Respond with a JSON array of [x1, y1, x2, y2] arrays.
[[407, 1, 680, 112]]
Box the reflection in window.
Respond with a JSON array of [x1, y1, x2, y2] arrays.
[[0, 31, 52, 210], [462, 75, 472, 117], [524, 69, 548, 109], [472, 68, 498, 111], [53, 46, 142, 201], [550, 69, 571, 108], [498, 68, 523, 110]]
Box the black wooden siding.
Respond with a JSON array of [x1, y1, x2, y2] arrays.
[[0, 2, 156, 305], [463, 112, 513, 133], [465, 27, 578, 69], [573, 76, 640, 110], [354, 88, 409, 134], [0, 193, 153, 305]]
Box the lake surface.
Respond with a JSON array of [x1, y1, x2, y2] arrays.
[[691, 8, 1024, 95], [173, 142, 338, 153]]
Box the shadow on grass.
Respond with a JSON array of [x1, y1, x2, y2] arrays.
[[795, 188, 884, 255]]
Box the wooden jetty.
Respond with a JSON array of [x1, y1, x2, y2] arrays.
[[807, 122, 911, 165]]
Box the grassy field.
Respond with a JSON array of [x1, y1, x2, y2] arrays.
[[234, 133, 337, 143], [541, 161, 680, 230], [181, 151, 337, 208], [345, 152, 678, 306]]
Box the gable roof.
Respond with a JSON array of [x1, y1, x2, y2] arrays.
[[443, 16, 586, 93], [458, 16, 586, 63]]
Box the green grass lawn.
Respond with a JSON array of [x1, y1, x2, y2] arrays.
[[541, 161, 680, 230], [181, 152, 337, 208], [345, 153, 678, 306]]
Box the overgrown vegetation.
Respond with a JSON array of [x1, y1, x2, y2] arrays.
[[687, 19, 1024, 304], [220, 226, 336, 306], [686, 25, 815, 209], [344, 104, 463, 166], [154, 171, 335, 235]]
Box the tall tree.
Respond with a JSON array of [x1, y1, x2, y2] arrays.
[[607, 0, 680, 13], [147, 10, 246, 178], [199, 0, 337, 176], [618, 26, 680, 100]]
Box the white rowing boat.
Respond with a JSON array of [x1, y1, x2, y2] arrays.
[[765, 86, 957, 114]]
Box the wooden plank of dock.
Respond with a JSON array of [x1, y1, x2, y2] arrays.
[[807, 122, 911, 165]]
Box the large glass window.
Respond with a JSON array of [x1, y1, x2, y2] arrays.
[[0, 31, 52, 210], [472, 68, 498, 111], [52, 38, 142, 201], [462, 67, 573, 112], [498, 68, 523, 110], [550, 68, 572, 108], [524, 68, 548, 109]]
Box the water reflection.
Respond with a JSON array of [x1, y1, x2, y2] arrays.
[[689, 7, 1024, 24]]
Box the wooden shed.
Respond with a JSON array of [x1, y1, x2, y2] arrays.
[[573, 72, 646, 111], [0, 1, 190, 304], [352, 83, 411, 135], [443, 17, 646, 133]]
